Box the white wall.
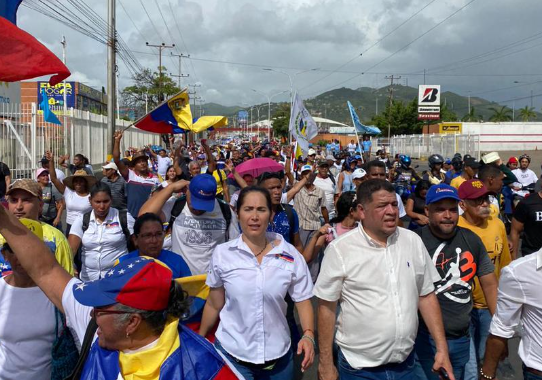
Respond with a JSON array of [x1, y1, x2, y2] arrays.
[[462, 122, 542, 151]]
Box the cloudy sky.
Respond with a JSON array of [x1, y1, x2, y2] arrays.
[[17, 0, 542, 109]]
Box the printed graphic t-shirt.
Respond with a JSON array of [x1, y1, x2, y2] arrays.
[[415, 226, 494, 338], [513, 192, 542, 255]]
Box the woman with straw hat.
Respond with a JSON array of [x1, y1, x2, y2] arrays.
[[46, 152, 94, 237]]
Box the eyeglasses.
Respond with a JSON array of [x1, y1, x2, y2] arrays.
[[138, 232, 165, 240], [468, 195, 490, 206], [92, 308, 133, 318]]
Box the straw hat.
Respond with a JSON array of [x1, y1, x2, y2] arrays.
[[63, 170, 97, 190]]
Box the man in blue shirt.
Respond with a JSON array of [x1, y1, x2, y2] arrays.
[[362, 135, 372, 163]]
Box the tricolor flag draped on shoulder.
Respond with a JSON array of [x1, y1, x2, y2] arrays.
[[289, 93, 318, 156]]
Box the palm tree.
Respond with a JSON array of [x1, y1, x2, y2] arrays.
[[462, 106, 480, 122], [488, 106, 512, 122], [518, 106, 537, 122]]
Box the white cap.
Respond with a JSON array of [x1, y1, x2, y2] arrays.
[[102, 162, 118, 170], [308, 148, 316, 156], [352, 168, 367, 179], [300, 164, 313, 173], [482, 151, 500, 164]]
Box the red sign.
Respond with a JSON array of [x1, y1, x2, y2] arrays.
[[418, 113, 440, 120]]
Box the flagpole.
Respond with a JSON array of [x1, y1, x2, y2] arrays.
[[347, 102, 362, 158]]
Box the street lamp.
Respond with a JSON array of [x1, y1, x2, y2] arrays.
[[252, 89, 288, 141]]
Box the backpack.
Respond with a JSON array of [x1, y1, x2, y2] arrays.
[[280, 203, 296, 243], [168, 195, 232, 241], [82, 209, 134, 251]]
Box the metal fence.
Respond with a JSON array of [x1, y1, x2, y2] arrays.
[[0, 103, 161, 179], [388, 133, 480, 160]]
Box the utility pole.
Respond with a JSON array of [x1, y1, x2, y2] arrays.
[[145, 42, 175, 101], [61, 35, 68, 156], [385, 75, 401, 142], [170, 52, 189, 88], [106, 0, 116, 159]]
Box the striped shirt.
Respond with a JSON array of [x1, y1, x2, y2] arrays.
[[295, 185, 325, 230]]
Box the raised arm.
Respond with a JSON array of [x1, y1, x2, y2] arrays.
[[202, 140, 216, 174], [112, 130, 130, 179], [138, 180, 190, 216], [46, 151, 66, 194], [285, 175, 308, 203], [0, 205, 72, 313]]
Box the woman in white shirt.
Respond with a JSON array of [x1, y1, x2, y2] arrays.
[[46, 151, 93, 235], [199, 186, 315, 380], [68, 182, 132, 281]]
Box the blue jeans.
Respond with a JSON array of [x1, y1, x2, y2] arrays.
[[414, 328, 470, 380], [524, 365, 542, 380], [337, 348, 415, 380], [214, 340, 294, 380], [464, 308, 492, 380]]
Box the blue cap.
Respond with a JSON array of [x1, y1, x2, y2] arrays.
[[189, 174, 217, 212], [445, 158, 451, 164], [425, 184, 461, 205]]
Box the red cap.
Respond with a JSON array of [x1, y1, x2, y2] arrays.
[[508, 156, 518, 164], [458, 179, 492, 200]]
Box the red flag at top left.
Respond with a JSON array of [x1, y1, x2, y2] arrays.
[[0, 4, 70, 85]]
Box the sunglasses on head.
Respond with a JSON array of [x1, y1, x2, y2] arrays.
[[257, 171, 284, 183]]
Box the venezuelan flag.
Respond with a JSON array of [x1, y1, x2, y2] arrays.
[[134, 90, 193, 134], [191, 115, 228, 133]]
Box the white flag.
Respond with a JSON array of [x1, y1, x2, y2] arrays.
[[289, 93, 318, 155]]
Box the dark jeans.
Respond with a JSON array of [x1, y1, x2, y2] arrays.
[[215, 340, 294, 380], [414, 328, 470, 380], [337, 348, 415, 380], [524, 365, 542, 380]]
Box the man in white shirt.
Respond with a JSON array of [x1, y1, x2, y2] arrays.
[[313, 160, 337, 220], [315, 179, 454, 380], [347, 139, 357, 155], [512, 154, 538, 196], [481, 247, 542, 380]]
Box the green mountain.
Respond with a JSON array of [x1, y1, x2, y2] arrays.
[[202, 85, 541, 124]]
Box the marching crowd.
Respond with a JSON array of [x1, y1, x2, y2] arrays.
[[0, 133, 540, 380]]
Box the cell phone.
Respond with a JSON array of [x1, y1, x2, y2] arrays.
[[438, 368, 450, 380]]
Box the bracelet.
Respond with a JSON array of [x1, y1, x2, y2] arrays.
[[303, 328, 314, 335], [301, 335, 316, 347], [479, 367, 496, 380]]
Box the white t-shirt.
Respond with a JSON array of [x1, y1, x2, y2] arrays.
[[69, 208, 132, 281], [396, 193, 407, 218], [64, 187, 91, 225], [314, 176, 336, 215], [347, 143, 357, 153], [0, 278, 56, 380], [512, 168, 538, 187], [157, 156, 173, 177], [169, 199, 240, 275]]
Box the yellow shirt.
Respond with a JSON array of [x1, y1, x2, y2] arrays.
[[458, 215, 511, 309], [212, 169, 227, 196], [450, 175, 466, 189], [0, 222, 75, 276]]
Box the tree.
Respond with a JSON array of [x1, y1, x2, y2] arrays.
[[370, 98, 423, 135], [518, 106, 537, 122], [271, 103, 290, 138], [462, 106, 481, 122], [120, 67, 181, 119], [488, 106, 512, 122]]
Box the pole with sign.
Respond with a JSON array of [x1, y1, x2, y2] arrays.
[[418, 85, 440, 120]]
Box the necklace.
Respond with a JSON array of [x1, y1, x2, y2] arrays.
[[254, 239, 268, 257]]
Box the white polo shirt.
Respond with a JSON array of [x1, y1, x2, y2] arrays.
[[314, 224, 438, 369], [489, 248, 542, 371], [206, 232, 313, 364], [69, 208, 132, 281]]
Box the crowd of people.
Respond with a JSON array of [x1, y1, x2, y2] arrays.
[[0, 134, 540, 380]]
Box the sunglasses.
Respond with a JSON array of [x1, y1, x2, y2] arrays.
[[467, 195, 490, 206]]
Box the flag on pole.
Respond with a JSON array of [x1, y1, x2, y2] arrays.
[[347, 101, 370, 134], [191, 115, 227, 133], [289, 93, 318, 156], [40, 88, 61, 125], [0, 0, 70, 85], [134, 90, 193, 134]]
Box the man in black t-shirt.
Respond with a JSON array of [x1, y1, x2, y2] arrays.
[[510, 190, 542, 259], [0, 162, 11, 200], [414, 183, 496, 380]]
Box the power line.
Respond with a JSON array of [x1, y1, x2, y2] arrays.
[[138, 0, 164, 42]]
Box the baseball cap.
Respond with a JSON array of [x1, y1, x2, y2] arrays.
[[458, 179, 493, 200], [508, 156, 518, 164], [482, 152, 500, 164], [308, 148, 316, 156], [189, 174, 217, 212], [36, 168, 49, 179], [300, 164, 312, 173], [6, 179, 42, 198], [102, 162, 118, 170], [73, 256, 173, 311], [425, 183, 461, 205], [317, 159, 330, 167], [464, 157, 481, 169], [352, 168, 366, 179]]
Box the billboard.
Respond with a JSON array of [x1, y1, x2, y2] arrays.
[[237, 110, 248, 128], [37, 81, 76, 108], [439, 122, 462, 134], [0, 82, 20, 104], [418, 85, 441, 106]]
